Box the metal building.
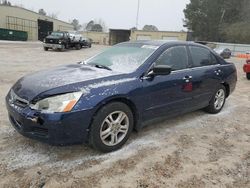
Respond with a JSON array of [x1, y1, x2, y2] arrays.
[[109, 29, 131, 45], [81, 31, 109, 45], [108, 29, 187, 45], [0, 5, 73, 41], [130, 30, 187, 41]]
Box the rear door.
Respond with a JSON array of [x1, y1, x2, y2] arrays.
[[141, 45, 195, 121], [187, 45, 223, 108]]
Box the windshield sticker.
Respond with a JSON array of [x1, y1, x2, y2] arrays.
[[141, 45, 159, 50]]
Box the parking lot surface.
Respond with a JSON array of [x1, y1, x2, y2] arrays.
[[0, 41, 249, 188]]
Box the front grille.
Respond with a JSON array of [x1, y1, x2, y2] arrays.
[[45, 38, 59, 44]]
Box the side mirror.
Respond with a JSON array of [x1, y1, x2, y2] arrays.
[[149, 65, 172, 76]]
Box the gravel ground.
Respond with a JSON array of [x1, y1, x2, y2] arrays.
[[0, 41, 249, 188]]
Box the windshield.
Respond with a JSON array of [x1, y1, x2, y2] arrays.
[[85, 44, 157, 73], [51, 32, 64, 37]]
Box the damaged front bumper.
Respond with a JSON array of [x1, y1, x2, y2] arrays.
[[5, 93, 93, 145]]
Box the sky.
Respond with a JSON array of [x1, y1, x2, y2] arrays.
[[8, 0, 190, 31]]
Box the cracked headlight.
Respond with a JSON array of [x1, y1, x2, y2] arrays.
[[30, 92, 83, 113]]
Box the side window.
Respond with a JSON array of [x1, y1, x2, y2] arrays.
[[155, 46, 188, 71], [189, 46, 218, 67]]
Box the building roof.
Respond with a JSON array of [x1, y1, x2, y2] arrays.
[[0, 5, 72, 26]]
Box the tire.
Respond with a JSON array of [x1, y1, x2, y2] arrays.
[[76, 44, 81, 50], [59, 44, 65, 52], [65, 43, 69, 49], [88, 44, 92, 48], [89, 102, 134, 152], [43, 47, 49, 51], [247, 73, 250, 80], [204, 85, 226, 114]]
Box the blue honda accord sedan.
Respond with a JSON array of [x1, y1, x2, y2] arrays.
[[6, 41, 237, 152]]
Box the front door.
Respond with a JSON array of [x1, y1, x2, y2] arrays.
[[141, 45, 194, 122]]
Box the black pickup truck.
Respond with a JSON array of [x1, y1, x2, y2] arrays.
[[43, 31, 85, 51]]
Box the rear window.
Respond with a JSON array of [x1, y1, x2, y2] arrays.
[[189, 46, 218, 67]]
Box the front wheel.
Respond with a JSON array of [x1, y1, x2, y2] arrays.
[[59, 44, 65, 52], [247, 73, 250, 80], [75, 44, 81, 50], [43, 47, 49, 51], [89, 102, 134, 152], [204, 85, 226, 114]]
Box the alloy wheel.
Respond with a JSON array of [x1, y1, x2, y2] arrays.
[[214, 89, 225, 110], [100, 111, 129, 146]]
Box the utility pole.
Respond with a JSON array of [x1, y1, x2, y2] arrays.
[[136, 0, 140, 29]]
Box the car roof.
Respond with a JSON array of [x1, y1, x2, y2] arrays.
[[119, 40, 207, 48]]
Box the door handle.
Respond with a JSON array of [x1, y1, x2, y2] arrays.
[[183, 75, 192, 82], [214, 69, 222, 76], [183, 75, 192, 80]]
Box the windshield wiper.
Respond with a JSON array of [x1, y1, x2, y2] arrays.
[[91, 64, 112, 71]]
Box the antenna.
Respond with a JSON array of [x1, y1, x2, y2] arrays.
[[136, 0, 140, 29]]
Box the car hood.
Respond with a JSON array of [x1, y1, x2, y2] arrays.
[[12, 64, 120, 101]]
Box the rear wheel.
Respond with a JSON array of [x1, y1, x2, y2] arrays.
[[247, 73, 250, 80], [89, 102, 133, 152], [204, 85, 226, 114]]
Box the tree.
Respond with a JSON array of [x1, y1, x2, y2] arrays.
[[38, 9, 46, 16], [71, 19, 82, 31], [1, 0, 11, 6], [91, 24, 103, 32], [183, 0, 249, 43], [85, 20, 94, 31], [142, 25, 158, 31], [96, 19, 107, 32], [130, 27, 138, 31], [84, 20, 106, 32]]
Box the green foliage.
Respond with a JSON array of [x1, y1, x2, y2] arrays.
[[84, 20, 104, 32], [71, 19, 82, 31], [38, 9, 46, 16], [142, 25, 158, 31], [91, 24, 103, 32], [1, 0, 11, 6], [184, 0, 250, 43]]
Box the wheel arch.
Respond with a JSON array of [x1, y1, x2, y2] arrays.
[[221, 82, 230, 98], [90, 96, 140, 131]]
